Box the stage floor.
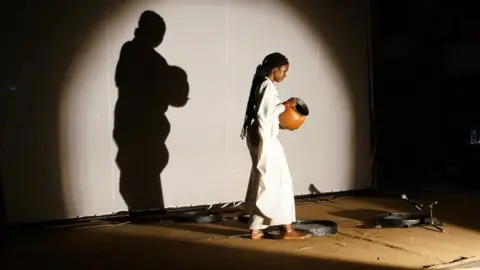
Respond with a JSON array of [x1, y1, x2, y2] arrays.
[[3, 187, 480, 269]]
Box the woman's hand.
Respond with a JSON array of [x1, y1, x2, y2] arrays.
[[283, 98, 297, 108]]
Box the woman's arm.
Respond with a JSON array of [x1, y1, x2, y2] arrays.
[[257, 81, 284, 126]]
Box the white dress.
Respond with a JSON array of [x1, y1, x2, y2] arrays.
[[245, 77, 296, 230]]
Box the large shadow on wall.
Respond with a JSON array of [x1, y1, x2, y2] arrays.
[[0, 1, 124, 224], [113, 11, 189, 214], [287, 0, 372, 189]]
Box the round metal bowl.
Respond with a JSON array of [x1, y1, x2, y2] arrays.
[[265, 220, 337, 237], [373, 212, 429, 228]]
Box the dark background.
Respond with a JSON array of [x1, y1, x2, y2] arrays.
[[370, 0, 480, 190]]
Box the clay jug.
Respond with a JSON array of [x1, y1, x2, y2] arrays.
[[279, 97, 310, 130]]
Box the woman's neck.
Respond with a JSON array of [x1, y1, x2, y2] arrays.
[[267, 74, 275, 83]]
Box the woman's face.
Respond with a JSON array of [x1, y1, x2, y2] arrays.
[[271, 64, 289, 83]]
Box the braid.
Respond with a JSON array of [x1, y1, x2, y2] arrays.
[[240, 52, 289, 140], [240, 65, 266, 140]]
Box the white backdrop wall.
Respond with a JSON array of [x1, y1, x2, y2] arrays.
[[1, 0, 371, 224]]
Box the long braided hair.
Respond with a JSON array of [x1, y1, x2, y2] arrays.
[[240, 52, 289, 140]]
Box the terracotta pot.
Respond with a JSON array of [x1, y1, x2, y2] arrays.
[[279, 97, 310, 130]]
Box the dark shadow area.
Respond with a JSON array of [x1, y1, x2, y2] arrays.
[[243, 122, 260, 217], [0, 83, 7, 241], [370, 1, 480, 190], [1, 228, 413, 270], [287, 0, 372, 190], [139, 220, 248, 238], [113, 11, 189, 214], [0, 1, 123, 224], [0, 173, 6, 245]]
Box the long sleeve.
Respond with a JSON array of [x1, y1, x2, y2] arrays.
[[274, 102, 286, 115], [256, 80, 284, 140]]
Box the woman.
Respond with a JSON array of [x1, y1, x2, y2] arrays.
[[241, 53, 312, 240]]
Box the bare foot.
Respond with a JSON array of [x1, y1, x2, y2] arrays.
[[250, 229, 264, 240], [282, 228, 312, 240]]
